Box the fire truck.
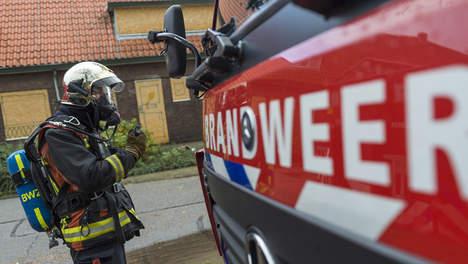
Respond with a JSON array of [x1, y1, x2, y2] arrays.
[[148, 0, 468, 263]]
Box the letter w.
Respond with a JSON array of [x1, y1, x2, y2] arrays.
[[26, 191, 35, 200], [259, 97, 294, 167]]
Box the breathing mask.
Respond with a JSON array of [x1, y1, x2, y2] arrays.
[[91, 84, 122, 129]]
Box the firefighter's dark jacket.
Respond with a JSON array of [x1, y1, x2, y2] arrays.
[[39, 117, 144, 251], [44, 128, 135, 193]]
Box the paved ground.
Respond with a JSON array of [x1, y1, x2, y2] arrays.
[[127, 231, 222, 264], [0, 176, 217, 264]]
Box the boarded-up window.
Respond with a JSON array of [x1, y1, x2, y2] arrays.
[[170, 78, 190, 102], [135, 79, 169, 144], [0, 90, 51, 140], [114, 4, 213, 38]]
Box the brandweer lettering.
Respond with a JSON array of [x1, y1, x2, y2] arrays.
[[204, 65, 468, 198]]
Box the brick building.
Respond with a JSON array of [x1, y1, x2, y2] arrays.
[[0, 0, 213, 143]]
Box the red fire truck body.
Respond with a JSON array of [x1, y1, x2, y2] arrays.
[[193, 0, 468, 263]]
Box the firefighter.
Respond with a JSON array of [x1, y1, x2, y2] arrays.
[[39, 62, 146, 263]]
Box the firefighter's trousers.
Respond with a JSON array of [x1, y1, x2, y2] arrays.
[[71, 242, 126, 264]]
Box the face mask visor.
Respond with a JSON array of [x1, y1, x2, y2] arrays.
[[91, 85, 122, 130], [91, 85, 115, 106], [92, 76, 125, 93], [91, 76, 124, 105]]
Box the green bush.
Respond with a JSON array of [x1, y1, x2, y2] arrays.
[[106, 119, 197, 176], [129, 146, 196, 176], [0, 142, 22, 196], [104, 118, 147, 149], [0, 119, 198, 196]]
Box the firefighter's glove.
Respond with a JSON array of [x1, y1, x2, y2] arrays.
[[126, 126, 147, 159]]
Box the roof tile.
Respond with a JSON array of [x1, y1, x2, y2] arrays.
[[0, 0, 202, 68]]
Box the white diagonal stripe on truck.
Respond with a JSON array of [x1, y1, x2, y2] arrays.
[[295, 181, 405, 240], [210, 154, 229, 179]]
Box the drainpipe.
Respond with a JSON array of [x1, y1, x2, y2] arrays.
[[53, 70, 60, 101], [53, 70, 61, 111]]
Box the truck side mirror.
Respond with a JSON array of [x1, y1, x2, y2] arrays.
[[163, 5, 187, 77], [148, 5, 201, 86]]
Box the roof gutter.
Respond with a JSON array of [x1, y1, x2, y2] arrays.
[[108, 0, 213, 13]]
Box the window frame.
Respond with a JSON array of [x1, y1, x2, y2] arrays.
[[112, 3, 213, 41], [0, 89, 51, 141]]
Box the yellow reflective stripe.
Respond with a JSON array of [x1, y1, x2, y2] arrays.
[[15, 154, 26, 178], [83, 138, 91, 149], [115, 156, 125, 180], [62, 211, 131, 243], [128, 208, 140, 220], [105, 154, 125, 181], [62, 211, 127, 235], [39, 158, 59, 194], [63, 217, 131, 243], [34, 208, 49, 230], [48, 176, 59, 194]]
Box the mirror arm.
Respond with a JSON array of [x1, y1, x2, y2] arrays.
[[148, 31, 202, 68]]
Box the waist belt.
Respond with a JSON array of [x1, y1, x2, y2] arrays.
[[61, 209, 136, 243], [54, 183, 125, 218]]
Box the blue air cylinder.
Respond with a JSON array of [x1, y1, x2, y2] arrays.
[[6, 150, 52, 232]]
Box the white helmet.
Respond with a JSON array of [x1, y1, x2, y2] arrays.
[[62, 62, 124, 107]]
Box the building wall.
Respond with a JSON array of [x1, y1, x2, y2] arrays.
[[111, 62, 202, 143], [0, 61, 202, 143]]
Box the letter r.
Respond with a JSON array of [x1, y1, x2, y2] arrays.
[[406, 65, 468, 198]]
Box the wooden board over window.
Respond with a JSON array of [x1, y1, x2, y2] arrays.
[[135, 79, 169, 144], [115, 4, 213, 36], [170, 78, 191, 102], [0, 90, 51, 140]]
